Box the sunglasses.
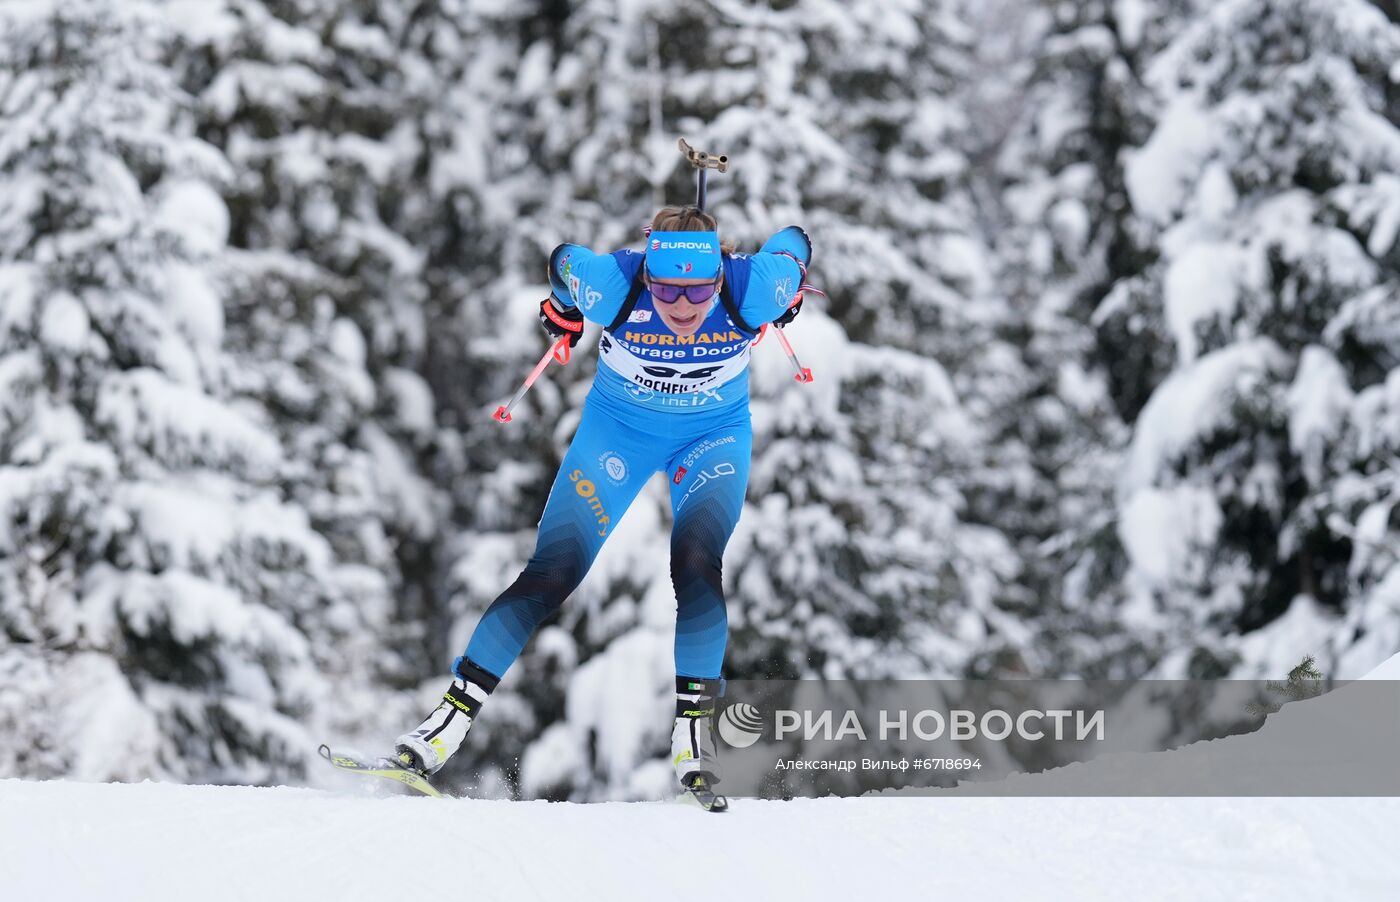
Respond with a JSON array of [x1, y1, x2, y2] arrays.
[[647, 279, 721, 304]]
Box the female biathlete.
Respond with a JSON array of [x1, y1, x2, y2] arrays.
[[394, 206, 812, 799]]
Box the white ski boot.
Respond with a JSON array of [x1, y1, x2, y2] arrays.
[[395, 670, 494, 775], [672, 676, 723, 786], [672, 676, 728, 811]]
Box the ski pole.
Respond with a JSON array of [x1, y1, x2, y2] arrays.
[[774, 326, 813, 383], [493, 336, 573, 423]]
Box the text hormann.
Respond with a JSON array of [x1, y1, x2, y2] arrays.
[[622, 330, 745, 346]]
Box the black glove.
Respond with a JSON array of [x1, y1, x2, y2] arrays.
[[771, 251, 821, 329], [774, 294, 803, 328], [539, 296, 585, 347]]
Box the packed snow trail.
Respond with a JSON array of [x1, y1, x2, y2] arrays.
[[7, 657, 1400, 901], [2, 779, 1398, 901]]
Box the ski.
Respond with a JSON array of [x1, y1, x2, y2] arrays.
[[321, 743, 728, 809], [681, 774, 729, 813], [317, 744, 445, 799]]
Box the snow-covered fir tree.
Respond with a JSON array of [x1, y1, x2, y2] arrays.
[[0, 1, 330, 782], [188, 0, 443, 624], [164, 0, 457, 748], [973, 0, 1202, 676], [1095, 0, 1400, 678]]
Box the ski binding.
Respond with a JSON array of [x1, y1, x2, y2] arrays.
[[318, 744, 444, 799], [682, 774, 729, 813]]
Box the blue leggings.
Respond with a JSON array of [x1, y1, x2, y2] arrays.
[[459, 388, 752, 682]]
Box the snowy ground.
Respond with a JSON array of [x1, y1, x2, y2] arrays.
[[6, 659, 1400, 901], [2, 779, 1398, 901]]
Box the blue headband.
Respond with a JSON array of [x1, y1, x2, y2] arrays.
[[645, 231, 721, 278]]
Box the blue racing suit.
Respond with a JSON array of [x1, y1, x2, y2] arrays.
[[457, 228, 810, 683]]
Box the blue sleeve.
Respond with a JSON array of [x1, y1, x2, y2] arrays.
[[758, 225, 812, 266], [548, 245, 638, 327], [736, 251, 803, 327]]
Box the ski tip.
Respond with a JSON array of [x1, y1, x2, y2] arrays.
[[317, 744, 332, 761]]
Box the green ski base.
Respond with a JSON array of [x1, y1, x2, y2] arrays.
[[318, 744, 445, 799]]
